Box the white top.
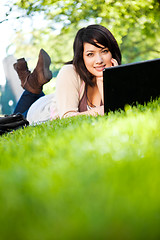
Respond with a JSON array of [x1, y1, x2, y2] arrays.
[[26, 64, 85, 124]]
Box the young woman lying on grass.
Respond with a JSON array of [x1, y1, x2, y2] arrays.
[[13, 24, 122, 124]]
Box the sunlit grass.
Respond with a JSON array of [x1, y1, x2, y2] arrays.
[[0, 98, 160, 240]]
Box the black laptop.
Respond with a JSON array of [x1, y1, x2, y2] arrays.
[[103, 58, 160, 113]]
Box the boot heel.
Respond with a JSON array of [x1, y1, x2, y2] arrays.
[[40, 49, 52, 81]]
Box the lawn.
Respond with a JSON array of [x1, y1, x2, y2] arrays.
[[0, 99, 160, 240]]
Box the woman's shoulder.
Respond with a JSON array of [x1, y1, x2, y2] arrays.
[[59, 64, 77, 75], [56, 64, 84, 96], [57, 64, 82, 84]]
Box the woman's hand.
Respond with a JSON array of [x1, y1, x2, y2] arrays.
[[111, 58, 118, 67], [93, 105, 104, 116], [96, 58, 118, 103]]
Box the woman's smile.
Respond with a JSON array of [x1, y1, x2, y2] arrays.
[[94, 64, 106, 71]]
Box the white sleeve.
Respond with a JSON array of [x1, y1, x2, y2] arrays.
[[55, 64, 82, 118]]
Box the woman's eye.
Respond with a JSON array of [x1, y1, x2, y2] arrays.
[[102, 49, 109, 53], [87, 53, 94, 57], [87, 53, 93, 56]]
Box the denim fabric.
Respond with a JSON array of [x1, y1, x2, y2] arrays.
[[13, 90, 45, 117]]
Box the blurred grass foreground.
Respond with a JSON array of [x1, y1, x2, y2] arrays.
[[0, 98, 160, 240]]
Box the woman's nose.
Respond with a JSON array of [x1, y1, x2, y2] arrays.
[[95, 54, 103, 64]]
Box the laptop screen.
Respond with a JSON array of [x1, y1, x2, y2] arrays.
[[103, 58, 160, 113]]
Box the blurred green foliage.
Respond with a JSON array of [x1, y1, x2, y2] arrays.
[[5, 0, 160, 70]]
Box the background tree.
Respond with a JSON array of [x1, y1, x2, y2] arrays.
[[2, 0, 160, 69]]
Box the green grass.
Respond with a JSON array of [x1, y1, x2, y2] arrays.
[[0, 99, 160, 240]]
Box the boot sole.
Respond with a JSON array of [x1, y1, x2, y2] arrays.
[[40, 49, 52, 81]]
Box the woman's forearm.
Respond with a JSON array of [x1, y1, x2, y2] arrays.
[[62, 105, 104, 118], [96, 78, 104, 104]]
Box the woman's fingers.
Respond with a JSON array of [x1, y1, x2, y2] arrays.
[[111, 58, 118, 66]]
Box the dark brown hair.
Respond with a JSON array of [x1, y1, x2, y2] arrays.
[[67, 24, 122, 86]]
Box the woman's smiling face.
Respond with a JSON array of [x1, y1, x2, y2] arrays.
[[83, 42, 113, 78]]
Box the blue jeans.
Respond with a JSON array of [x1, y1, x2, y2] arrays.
[[13, 90, 45, 118]]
